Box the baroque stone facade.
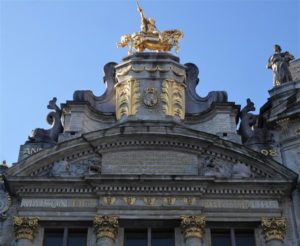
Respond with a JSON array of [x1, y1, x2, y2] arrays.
[[1, 50, 300, 246]]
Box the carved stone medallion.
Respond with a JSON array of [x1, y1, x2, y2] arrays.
[[143, 88, 158, 107]]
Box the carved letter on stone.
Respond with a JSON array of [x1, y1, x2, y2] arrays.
[[115, 78, 140, 120], [261, 217, 287, 242], [161, 79, 185, 119], [93, 215, 119, 241], [180, 216, 206, 241], [13, 217, 39, 241]]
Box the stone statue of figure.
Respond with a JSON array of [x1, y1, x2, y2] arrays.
[[267, 44, 294, 86], [136, 1, 159, 35]]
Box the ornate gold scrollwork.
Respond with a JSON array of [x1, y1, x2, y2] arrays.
[[261, 217, 287, 242], [93, 215, 119, 241], [13, 217, 39, 241], [161, 79, 185, 119], [180, 215, 206, 241], [115, 78, 140, 120]]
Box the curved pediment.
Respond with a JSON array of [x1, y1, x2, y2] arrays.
[[7, 122, 297, 182]]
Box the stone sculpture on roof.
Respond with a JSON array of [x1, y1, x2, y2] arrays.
[[267, 44, 294, 86]]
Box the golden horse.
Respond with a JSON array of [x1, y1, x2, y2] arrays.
[[118, 29, 184, 54]]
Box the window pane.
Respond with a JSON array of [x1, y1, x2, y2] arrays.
[[235, 230, 255, 246], [211, 230, 231, 246], [124, 230, 147, 246], [44, 229, 64, 246], [67, 229, 87, 246], [152, 230, 174, 246]]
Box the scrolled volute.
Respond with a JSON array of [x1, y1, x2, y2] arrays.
[[93, 215, 119, 241], [180, 215, 206, 240], [261, 217, 287, 242], [13, 216, 39, 241]]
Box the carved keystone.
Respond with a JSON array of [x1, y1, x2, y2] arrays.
[[180, 215, 206, 240], [93, 215, 119, 241], [261, 217, 287, 242], [13, 217, 39, 241]]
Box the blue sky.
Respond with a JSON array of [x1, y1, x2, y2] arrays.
[[0, 0, 299, 165]]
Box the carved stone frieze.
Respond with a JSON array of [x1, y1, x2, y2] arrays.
[[200, 155, 252, 178], [40, 157, 102, 177], [261, 217, 288, 242], [13, 217, 39, 241], [161, 79, 185, 119], [180, 216, 206, 240], [93, 215, 119, 241], [115, 78, 140, 120]]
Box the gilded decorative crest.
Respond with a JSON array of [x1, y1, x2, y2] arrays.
[[103, 197, 116, 206], [143, 88, 158, 107], [118, 2, 184, 54], [184, 197, 196, 206], [124, 196, 136, 205], [143, 197, 156, 206], [163, 197, 176, 206]]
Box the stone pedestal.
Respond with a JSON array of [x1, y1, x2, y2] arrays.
[[115, 53, 186, 121], [93, 215, 119, 246], [13, 217, 39, 246], [261, 217, 287, 246], [180, 216, 206, 246]]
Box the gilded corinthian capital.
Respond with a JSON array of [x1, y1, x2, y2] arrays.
[[261, 217, 287, 242], [180, 215, 206, 240], [13, 217, 39, 241], [93, 215, 119, 241]]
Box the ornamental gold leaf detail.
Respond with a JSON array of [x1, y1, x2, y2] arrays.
[[261, 217, 287, 242], [13, 217, 39, 241], [180, 215, 206, 240], [93, 215, 119, 241], [161, 79, 185, 119], [115, 78, 140, 120]]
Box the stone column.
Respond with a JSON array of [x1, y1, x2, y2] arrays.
[[13, 217, 39, 246], [93, 215, 119, 246], [261, 217, 287, 246], [180, 216, 206, 246]]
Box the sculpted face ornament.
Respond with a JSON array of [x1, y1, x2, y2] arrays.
[[117, 1, 184, 54], [143, 88, 158, 107]]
